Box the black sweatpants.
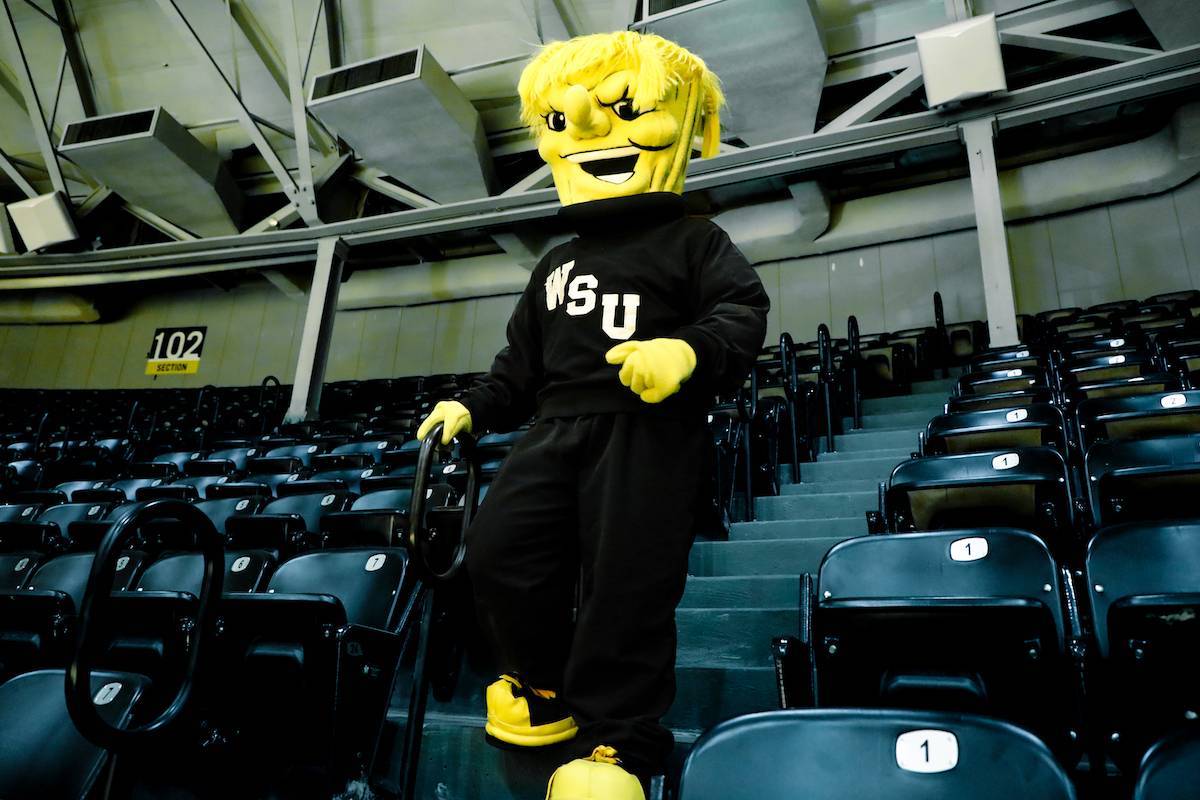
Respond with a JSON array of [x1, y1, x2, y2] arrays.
[[465, 413, 704, 779]]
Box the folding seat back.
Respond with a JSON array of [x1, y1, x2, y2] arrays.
[[136, 550, 272, 595], [153, 450, 204, 472], [945, 320, 988, 362], [0, 503, 40, 525], [945, 387, 1054, 414], [1061, 354, 1156, 386], [971, 345, 1046, 373], [266, 548, 409, 628], [323, 439, 399, 466], [1077, 390, 1200, 450], [885, 448, 1073, 548], [3, 460, 43, 493], [277, 466, 377, 497], [814, 530, 1072, 751], [74, 477, 168, 503], [1085, 434, 1200, 527], [224, 491, 353, 553], [956, 367, 1047, 397], [924, 405, 1066, 456], [1134, 730, 1200, 800], [265, 443, 327, 467], [1086, 522, 1200, 765], [0, 669, 150, 800], [1068, 373, 1180, 404], [677, 709, 1076, 800], [198, 446, 260, 473], [53, 480, 108, 502], [139, 473, 230, 501], [1059, 335, 1139, 362]]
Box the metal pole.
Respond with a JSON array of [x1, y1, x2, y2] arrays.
[[961, 118, 1020, 348], [48, 0, 98, 117], [285, 235, 347, 422]]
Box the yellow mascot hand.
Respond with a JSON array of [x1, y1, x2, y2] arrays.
[[605, 338, 697, 404], [416, 400, 473, 445]]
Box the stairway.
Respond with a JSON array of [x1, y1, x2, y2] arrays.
[[377, 378, 956, 798]]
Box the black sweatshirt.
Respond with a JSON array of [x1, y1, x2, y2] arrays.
[[462, 192, 769, 431]]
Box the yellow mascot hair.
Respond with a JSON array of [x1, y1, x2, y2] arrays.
[[517, 31, 724, 159]]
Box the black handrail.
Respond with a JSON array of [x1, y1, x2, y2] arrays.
[[847, 316, 863, 430], [934, 291, 949, 378], [817, 324, 836, 453], [258, 375, 282, 434], [778, 332, 801, 473], [399, 422, 481, 800], [739, 365, 757, 523], [65, 500, 224, 748]]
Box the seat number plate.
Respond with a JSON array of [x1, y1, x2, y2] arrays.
[[115, 556, 129, 572], [896, 730, 959, 773], [1005, 409, 1028, 423], [94, 682, 123, 706], [992, 453, 1020, 470], [1162, 393, 1187, 408], [1108, 355, 1126, 364], [232, 556, 251, 573], [1006, 369, 1023, 377], [365, 554, 387, 572], [950, 537, 988, 562]]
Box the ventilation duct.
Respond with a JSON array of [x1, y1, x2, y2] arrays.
[[59, 107, 244, 237], [309, 46, 495, 203], [632, 0, 827, 146], [1130, 0, 1200, 49]]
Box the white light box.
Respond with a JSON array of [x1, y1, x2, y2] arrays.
[[916, 14, 1007, 108]]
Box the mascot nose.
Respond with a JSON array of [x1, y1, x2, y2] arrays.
[[563, 84, 609, 137]]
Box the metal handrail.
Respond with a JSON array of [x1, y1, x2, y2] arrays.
[[779, 332, 801, 471], [934, 291, 949, 378], [408, 423, 478, 582], [847, 315, 864, 430], [817, 324, 836, 454], [65, 500, 224, 749]]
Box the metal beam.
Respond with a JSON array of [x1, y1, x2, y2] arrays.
[[1, 0, 67, 194], [0, 143, 36, 198], [961, 118, 1019, 347], [1000, 31, 1161, 62], [281, 0, 320, 225], [501, 164, 554, 195], [152, 0, 303, 212], [285, 235, 347, 422], [821, 64, 924, 133], [322, 0, 341, 68], [18, 0, 56, 26], [123, 203, 199, 241], [944, 0, 973, 22], [244, 202, 302, 234], [2, 43, 1200, 280], [48, 0, 97, 117], [353, 165, 439, 208]]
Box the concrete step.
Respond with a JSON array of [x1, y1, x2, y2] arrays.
[[816, 448, 912, 462], [729, 516, 864, 541], [757, 491, 875, 520], [844, 410, 933, 429], [680, 575, 800, 608], [677, 608, 797, 669], [797, 456, 903, 482], [781, 478, 881, 495], [826, 428, 920, 451], [689, 537, 846, 576], [863, 394, 948, 414]]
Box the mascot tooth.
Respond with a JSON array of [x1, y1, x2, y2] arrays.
[[417, 30, 768, 800]]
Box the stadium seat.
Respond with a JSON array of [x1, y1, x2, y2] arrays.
[[676, 709, 1076, 800], [957, 366, 1049, 397], [883, 448, 1074, 550], [0, 669, 150, 800], [809, 529, 1075, 753], [1084, 434, 1200, 527], [924, 404, 1067, 456], [1086, 522, 1200, 766], [1134, 730, 1200, 800], [945, 386, 1056, 414], [1077, 390, 1200, 451]]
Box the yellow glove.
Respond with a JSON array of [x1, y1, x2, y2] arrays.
[[605, 338, 697, 404], [416, 400, 473, 445]]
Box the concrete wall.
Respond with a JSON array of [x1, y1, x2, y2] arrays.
[[4, 175, 1200, 388]]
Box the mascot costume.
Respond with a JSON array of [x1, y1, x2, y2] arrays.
[[418, 30, 768, 799]]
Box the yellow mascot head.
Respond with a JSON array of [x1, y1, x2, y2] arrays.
[[517, 31, 723, 206]]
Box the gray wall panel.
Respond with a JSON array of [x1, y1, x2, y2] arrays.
[[1110, 194, 1192, 299], [880, 237, 938, 331]]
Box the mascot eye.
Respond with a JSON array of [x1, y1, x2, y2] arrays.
[[613, 99, 641, 121], [546, 110, 566, 131]]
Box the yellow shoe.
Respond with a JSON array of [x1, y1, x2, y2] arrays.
[[546, 746, 645, 800], [485, 674, 578, 748]]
